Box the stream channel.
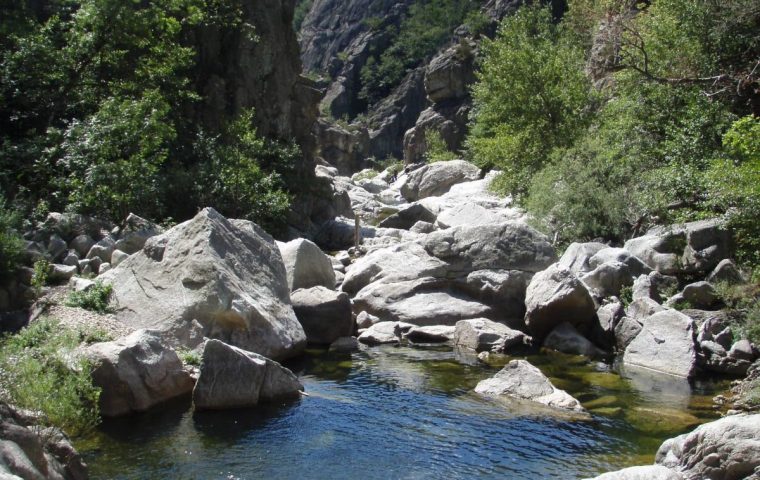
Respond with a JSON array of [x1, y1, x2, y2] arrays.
[[78, 344, 729, 479]]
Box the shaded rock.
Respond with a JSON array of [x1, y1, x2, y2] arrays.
[[0, 403, 88, 480], [544, 322, 605, 357], [69, 234, 95, 258], [586, 465, 683, 480], [192, 339, 302, 410], [100, 208, 306, 360], [86, 330, 195, 416], [679, 281, 719, 310], [453, 318, 532, 353], [475, 360, 585, 412], [623, 310, 698, 378], [729, 339, 756, 362], [377, 204, 436, 230], [114, 213, 163, 254], [85, 237, 115, 264], [614, 316, 644, 352], [706, 259, 745, 285], [632, 271, 679, 303], [47, 234, 68, 262], [61, 250, 79, 267], [329, 336, 360, 353], [405, 325, 456, 343], [410, 220, 436, 234], [399, 160, 480, 201], [656, 413, 760, 480], [424, 42, 476, 103], [291, 286, 353, 345], [524, 264, 597, 341], [558, 242, 608, 274], [454, 269, 532, 321], [591, 301, 624, 349], [279, 238, 336, 292], [48, 264, 77, 283]]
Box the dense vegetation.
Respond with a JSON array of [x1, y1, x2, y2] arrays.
[[467, 0, 760, 266], [0, 0, 296, 235], [0, 318, 108, 436], [359, 0, 482, 104]]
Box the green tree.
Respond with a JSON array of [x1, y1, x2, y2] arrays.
[[467, 5, 595, 198]]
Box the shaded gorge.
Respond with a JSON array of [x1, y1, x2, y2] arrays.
[[78, 345, 729, 479]]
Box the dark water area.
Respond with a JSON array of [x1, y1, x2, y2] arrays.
[[79, 345, 729, 480]]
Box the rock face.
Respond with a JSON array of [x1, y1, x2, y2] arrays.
[[86, 330, 195, 417], [475, 360, 585, 413], [0, 403, 88, 480], [453, 318, 531, 353], [524, 264, 597, 341], [193, 340, 303, 410], [623, 310, 698, 378], [279, 238, 336, 292], [101, 208, 307, 360], [291, 286, 353, 345], [544, 322, 605, 357], [656, 414, 760, 480]]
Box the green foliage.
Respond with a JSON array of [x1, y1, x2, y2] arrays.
[[65, 282, 113, 314], [424, 129, 459, 163], [619, 286, 633, 307], [0, 318, 101, 436], [31, 259, 50, 298], [293, 0, 314, 31], [177, 348, 202, 367], [360, 0, 479, 104], [353, 169, 379, 182], [0, 199, 23, 280], [467, 5, 595, 198], [716, 276, 760, 345]]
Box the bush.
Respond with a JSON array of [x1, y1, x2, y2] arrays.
[[65, 282, 113, 314], [0, 318, 101, 436], [0, 199, 23, 280], [715, 275, 760, 345], [177, 348, 201, 367], [424, 129, 458, 163], [467, 5, 594, 198], [31, 259, 50, 298]]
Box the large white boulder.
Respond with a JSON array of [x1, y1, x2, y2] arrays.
[[453, 318, 532, 353], [86, 330, 194, 417], [399, 160, 480, 201], [278, 238, 336, 291], [100, 208, 306, 360], [623, 310, 698, 378]]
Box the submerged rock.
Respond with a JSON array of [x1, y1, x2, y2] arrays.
[[405, 325, 456, 343], [101, 208, 306, 360], [86, 330, 194, 417], [543, 322, 605, 357], [475, 360, 585, 413], [193, 339, 303, 410]]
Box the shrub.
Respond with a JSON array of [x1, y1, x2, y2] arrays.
[[31, 259, 50, 298], [715, 275, 760, 345], [0, 318, 101, 436], [65, 282, 114, 314], [0, 198, 23, 280], [424, 129, 458, 163], [177, 348, 202, 367]]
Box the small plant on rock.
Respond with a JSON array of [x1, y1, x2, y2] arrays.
[[65, 282, 113, 314]]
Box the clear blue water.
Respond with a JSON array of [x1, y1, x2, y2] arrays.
[[79, 345, 728, 480]]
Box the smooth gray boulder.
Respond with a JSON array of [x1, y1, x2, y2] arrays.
[[580, 261, 633, 299], [399, 160, 480, 201], [405, 325, 456, 343], [543, 322, 605, 357], [558, 242, 608, 274], [524, 264, 597, 340], [193, 339, 303, 410], [632, 271, 679, 303], [454, 269, 532, 321], [110, 249, 129, 268], [435, 202, 504, 229], [592, 301, 624, 349], [422, 223, 556, 276], [453, 318, 531, 353], [589, 247, 651, 277], [623, 310, 698, 378], [69, 234, 95, 258], [100, 208, 306, 360], [291, 286, 353, 345], [48, 264, 77, 283], [656, 413, 760, 480], [614, 316, 643, 352], [279, 238, 336, 292], [626, 297, 666, 320], [356, 311, 381, 329], [86, 330, 194, 416], [586, 466, 683, 480], [353, 279, 494, 326], [475, 360, 585, 412], [679, 281, 719, 309], [85, 236, 115, 264]]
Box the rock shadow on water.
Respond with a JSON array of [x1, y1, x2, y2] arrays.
[[92, 394, 192, 443]]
